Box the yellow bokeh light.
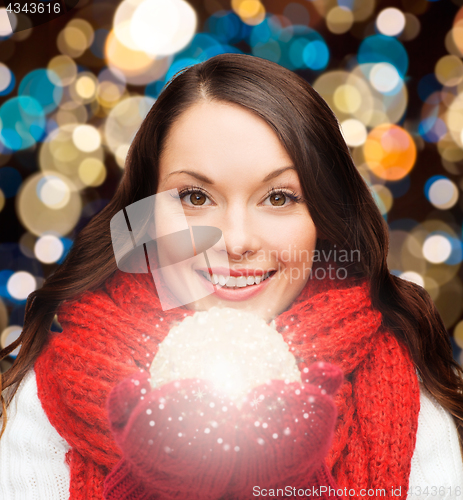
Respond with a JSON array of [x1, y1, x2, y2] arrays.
[[446, 28, 463, 57], [401, 13, 420, 41], [454, 321, 463, 349], [115, 144, 130, 168], [352, 64, 408, 126], [371, 184, 393, 214], [0, 188, 4, 212], [39, 124, 104, 189], [78, 158, 107, 187], [57, 26, 88, 58], [437, 134, 463, 163], [351, 0, 375, 22], [72, 73, 98, 103], [55, 101, 88, 127], [47, 55, 77, 87], [105, 29, 156, 77], [105, 96, 155, 161], [326, 7, 354, 34], [232, 0, 266, 26], [453, 8, 463, 56], [334, 84, 362, 113], [451, 26, 463, 57], [97, 80, 124, 107], [67, 18, 94, 48], [445, 92, 463, 147], [314, 70, 374, 125], [435, 55, 463, 87], [16, 172, 82, 236], [19, 231, 36, 258], [434, 277, 463, 329]]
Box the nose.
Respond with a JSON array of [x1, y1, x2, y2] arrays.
[[216, 205, 261, 261]]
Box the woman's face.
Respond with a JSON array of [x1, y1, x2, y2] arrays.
[[154, 100, 317, 322]]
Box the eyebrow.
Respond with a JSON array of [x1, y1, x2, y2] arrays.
[[164, 166, 296, 184]]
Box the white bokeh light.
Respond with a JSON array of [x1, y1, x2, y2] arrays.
[[428, 178, 458, 210], [0, 63, 12, 92], [399, 271, 424, 287], [7, 272, 37, 300], [131, 0, 197, 56], [72, 124, 101, 153], [422, 234, 452, 264], [38, 175, 71, 209], [340, 119, 367, 146], [1, 325, 22, 357], [34, 235, 65, 264], [369, 63, 401, 94], [114, 0, 197, 56], [376, 8, 405, 37], [0, 8, 16, 37]]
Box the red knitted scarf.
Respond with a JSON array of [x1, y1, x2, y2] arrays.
[[34, 263, 420, 500]]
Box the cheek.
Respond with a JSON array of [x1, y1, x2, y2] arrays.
[[267, 218, 317, 265]]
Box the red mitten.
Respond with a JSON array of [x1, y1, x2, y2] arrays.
[[226, 362, 343, 498], [104, 371, 239, 500], [104, 362, 343, 500]]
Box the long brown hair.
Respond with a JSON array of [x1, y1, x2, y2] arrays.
[[2, 53, 463, 443]]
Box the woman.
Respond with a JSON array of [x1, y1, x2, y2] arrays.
[[1, 53, 463, 499]]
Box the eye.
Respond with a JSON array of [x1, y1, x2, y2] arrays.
[[189, 192, 207, 206], [268, 192, 286, 206], [263, 188, 302, 207], [178, 188, 212, 207]]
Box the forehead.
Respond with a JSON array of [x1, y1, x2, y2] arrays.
[[158, 100, 295, 185]]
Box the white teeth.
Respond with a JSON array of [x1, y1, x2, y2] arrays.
[[236, 276, 248, 288], [226, 276, 237, 287], [199, 270, 272, 288]]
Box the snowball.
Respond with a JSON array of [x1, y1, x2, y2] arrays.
[[149, 307, 300, 401]]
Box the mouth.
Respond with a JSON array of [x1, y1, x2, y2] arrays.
[[196, 270, 277, 288]]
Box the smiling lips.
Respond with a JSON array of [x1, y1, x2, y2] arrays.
[[196, 267, 276, 288], [195, 267, 277, 301]]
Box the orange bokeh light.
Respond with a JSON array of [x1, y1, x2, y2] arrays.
[[105, 29, 154, 75], [363, 124, 416, 180]]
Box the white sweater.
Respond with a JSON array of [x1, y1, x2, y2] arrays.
[[0, 370, 462, 499]]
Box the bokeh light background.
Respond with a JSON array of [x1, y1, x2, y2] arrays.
[[1, 0, 463, 370]]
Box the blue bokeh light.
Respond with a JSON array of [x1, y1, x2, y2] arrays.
[[18, 69, 63, 115], [0, 96, 46, 151], [358, 35, 408, 77]]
